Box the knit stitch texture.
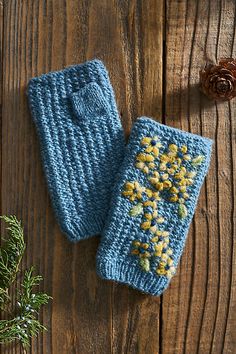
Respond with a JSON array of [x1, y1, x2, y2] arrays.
[[27, 59, 125, 242], [96, 117, 213, 296]]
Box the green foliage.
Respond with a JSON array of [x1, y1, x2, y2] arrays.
[[0, 216, 51, 349], [0, 216, 25, 309]]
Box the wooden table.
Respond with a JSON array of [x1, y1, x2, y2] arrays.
[[1, 1, 235, 353]]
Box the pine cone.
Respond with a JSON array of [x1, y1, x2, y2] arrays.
[[200, 58, 236, 101]]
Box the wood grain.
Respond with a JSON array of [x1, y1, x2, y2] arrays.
[[162, 1, 236, 353], [110, 2, 164, 354], [0, 1, 235, 354], [0, 0, 2, 220]]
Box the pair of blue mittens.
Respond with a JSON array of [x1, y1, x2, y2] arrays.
[[28, 59, 212, 296]]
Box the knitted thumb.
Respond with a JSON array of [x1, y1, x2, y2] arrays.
[[96, 117, 213, 296]]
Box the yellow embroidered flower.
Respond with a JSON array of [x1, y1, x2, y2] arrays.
[[151, 230, 170, 243], [145, 188, 161, 201], [174, 167, 196, 187], [169, 185, 189, 203], [153, 241, 171, 257], [168, 144, 191, 163], [136, 153, 155, 174], [143, 189, 161, 209], [149, 171, 172, 191], [156, 258, 176, 278], [159, 144, 191, 173], [154, 242, 173, 259], [141, 210, 165, 232], [122, 181, 145, 202], [143, 199, 157, 209], [159, 154, 179, 174], [141, 136, 162, 156], [131, 240, 152, 258]]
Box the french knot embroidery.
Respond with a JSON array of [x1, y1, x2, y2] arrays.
[[122, 135, 204, 278]]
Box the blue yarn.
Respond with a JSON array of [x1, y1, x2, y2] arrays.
[[27, 59, 125, 242], [96, 117, 213, 296]]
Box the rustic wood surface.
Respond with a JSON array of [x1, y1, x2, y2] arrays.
[[1, 0, 235, 353]]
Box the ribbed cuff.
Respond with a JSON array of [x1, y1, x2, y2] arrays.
[[60, 215, 105, 242], [97, 257, 169, 296]]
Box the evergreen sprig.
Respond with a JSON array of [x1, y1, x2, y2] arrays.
[[0, 216, 51, 349], [0, 216, 25, 309]]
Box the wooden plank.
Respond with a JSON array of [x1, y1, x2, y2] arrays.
[[0, 0, 3, 218], [1, 1, 120, 353], [110, 2, 164, 353], [1, 0, 164, 353], [2, 0, 235, 353], [0, 0, 2, 105], [162, 1, 236, 353]]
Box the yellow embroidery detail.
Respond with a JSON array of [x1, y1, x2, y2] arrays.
[[141, 136, 162, 157], [122, 181, 145, 202], [122, 135, 204, 278], [156, 258, 176, 278], [135, 153, 155, 174]]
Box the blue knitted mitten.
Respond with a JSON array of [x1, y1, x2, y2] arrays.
[[97, 117, 213, 295], [27, 59, 125, 242]]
